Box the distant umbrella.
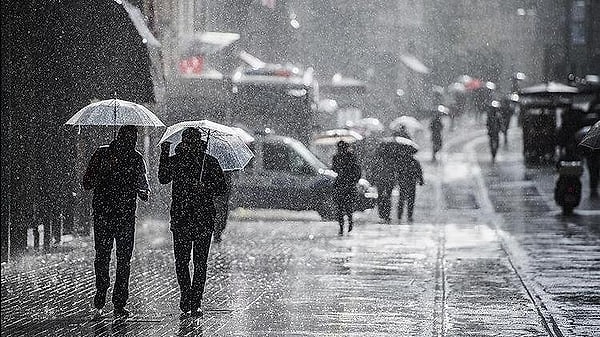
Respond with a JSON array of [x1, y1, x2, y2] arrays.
[[346, 118, 385, 136], [389, 116, 424, 133], [379, 136, 419, 155], [399, 54, 431, 74]]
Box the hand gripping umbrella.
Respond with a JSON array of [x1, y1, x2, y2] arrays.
[[158, 120, 254, 178]]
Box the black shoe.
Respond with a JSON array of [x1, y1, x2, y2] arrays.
[[191, 308, 203, 317], [94, 291, 106, 310], [92, 308, 104, 321], [180, 293, 192, 313], [114, 308, 130, 319], [348, 224, 353, 232]]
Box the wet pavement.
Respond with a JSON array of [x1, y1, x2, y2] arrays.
[[2, 117, 599, 336]]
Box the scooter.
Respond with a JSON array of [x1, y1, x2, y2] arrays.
[[554, 159, 584, 215]]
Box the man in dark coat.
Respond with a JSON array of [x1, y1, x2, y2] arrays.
[[158, 128, 227, 317], [83, 125, 149, 319], [430, 115, 443, 162], [396, 154, 424, 221], [487, 108, 502, 163], [331, 141, 361, 235], [370, 142, 397, 223]]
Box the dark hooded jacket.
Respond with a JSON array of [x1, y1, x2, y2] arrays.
[[83, 139, 148, 218], [331, 151, 361, 191], [158, 141, 227, 231]]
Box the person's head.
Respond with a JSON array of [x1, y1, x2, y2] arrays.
[[337, 140, 349, 152], [182, 127, 207, 152], [116, 125, 138, 149]]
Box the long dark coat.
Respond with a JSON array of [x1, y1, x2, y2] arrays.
[[158, 142, 227, 235], [83, 140, 148, 218]]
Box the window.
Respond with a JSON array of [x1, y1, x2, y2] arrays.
[[263, 143, 290, 172]]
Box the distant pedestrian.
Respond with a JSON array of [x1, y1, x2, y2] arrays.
[[371, 142, 397, 223], [158, 128, 227, 317], [499, 98, 513, 144], [487, 106, 502, 163], [83, 125, 149, 319], [213, 171, 232, 243], [396, 154, 424, 221], [430, 115, 443, 162], [331, 141, 361, 235]]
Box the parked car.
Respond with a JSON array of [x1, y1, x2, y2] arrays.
[[229, 133, 377, 220]]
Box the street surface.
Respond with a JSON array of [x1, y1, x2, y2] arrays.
[[2, 117, 599, 336]]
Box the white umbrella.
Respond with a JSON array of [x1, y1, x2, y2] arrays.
[[389, 116, 424, 132], [65, 99, 165, 127], [399, 54, 431, 74], [158, 120, 254, 172]]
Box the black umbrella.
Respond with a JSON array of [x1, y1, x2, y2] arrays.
[[378, 136, 419, 155]]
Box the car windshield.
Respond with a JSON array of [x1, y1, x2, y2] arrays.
[[288, 139, 328, 170]]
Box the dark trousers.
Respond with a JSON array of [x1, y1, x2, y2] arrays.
[[335, 187, 355, 226], [489, 134, 499, 159], [398, 184, 416, 218], [376, 183, 393, 220], [172, 228, 212, 311], [213, 194, 230, 241], [93, 214, 135, 309]]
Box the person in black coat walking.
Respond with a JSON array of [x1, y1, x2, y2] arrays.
[[396, 154, 424, 221], [158, 128, 227, 317], [331, 141, 361, 235], [430, 115, 443, 162], [83, 125, 149, 319]]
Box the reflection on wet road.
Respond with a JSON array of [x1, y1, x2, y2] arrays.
[[2, 122, 599, 336]]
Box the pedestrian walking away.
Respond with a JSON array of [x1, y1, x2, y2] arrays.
[[331, 140, 362, 235], [158, 127, 228, 317], [500, 97, 513, 144], [370, 142, 396, 223], [82, 125, 150, 319], [429, 114, 443, 162], [486, 106, 502, 163], [396, 154, 424, 221]]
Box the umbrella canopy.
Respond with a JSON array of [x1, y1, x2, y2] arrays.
[[158, 120, 254, 171], [389, 116, 424, 132], [346, 117, 385, 136], [519, 82, 579, 96], [231, 127, 255, 144], [65, 99, 165, 127], [399, 54, 431, 74], [579, 120, 600, 151], [379, 136, 419, 155], [312, 129, 364, 145]]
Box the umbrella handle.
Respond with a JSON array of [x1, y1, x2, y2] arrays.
[[199, 129, 210, 181]]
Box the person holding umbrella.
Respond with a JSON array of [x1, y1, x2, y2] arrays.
[[158, 127, 228, 317], [331, 140, 361, 235], [83, 125, 149, 319]]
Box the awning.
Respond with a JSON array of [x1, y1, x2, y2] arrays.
[[181, 32, 240, 57]]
